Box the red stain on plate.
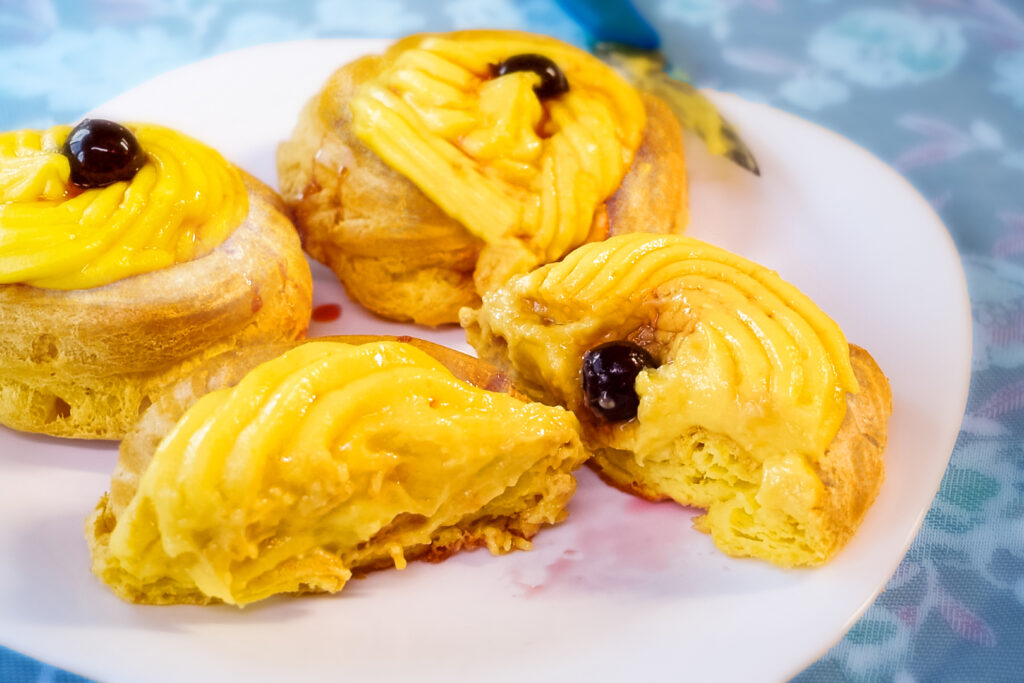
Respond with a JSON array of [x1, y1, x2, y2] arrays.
[[507, 471, 703, 596], [312, 303, 342, 323]]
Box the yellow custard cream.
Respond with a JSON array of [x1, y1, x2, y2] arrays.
[[92, 340, 584, 605], [478, 232, 858, 461], [350, 31, 646, 285], [0, 124, 247, 290]]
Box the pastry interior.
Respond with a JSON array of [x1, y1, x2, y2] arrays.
[[87, 336, 586, 606]]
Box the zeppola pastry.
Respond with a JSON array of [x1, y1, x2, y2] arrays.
[[0, 120, 312, 439], [463, 233, 892, 567], [278, 30, 688, 325], [86, 336, 586, 606]]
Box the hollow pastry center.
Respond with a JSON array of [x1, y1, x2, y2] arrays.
[[350, 32, 646, 287], [103, 340, 581, 605], [0, 124, 247, 290]]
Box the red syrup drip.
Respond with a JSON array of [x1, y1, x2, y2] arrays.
[[311, 303, 342, 323]]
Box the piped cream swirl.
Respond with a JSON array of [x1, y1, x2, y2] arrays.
[[349, 31, 646, 290], [0, 124, 247, 290], [475, 232, 858, 461]]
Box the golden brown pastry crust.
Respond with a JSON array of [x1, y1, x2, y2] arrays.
[[277, 55, 688, 326], [0, 173, 313, 440], [87, 335, 578, 605]]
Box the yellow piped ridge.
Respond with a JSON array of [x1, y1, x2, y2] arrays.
[[535, 233, 858, 459], [92, 340, 583, 605], [350, 31, 646, 289], [0, 124, 248, 290]]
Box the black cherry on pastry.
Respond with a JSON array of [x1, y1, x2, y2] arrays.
[[582, 341, 656, 421], [490, 54, 569, 99], [62, 119, 147, 188]]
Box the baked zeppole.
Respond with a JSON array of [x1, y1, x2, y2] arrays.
[[278, 30, 687, 326], [86, 336, 586, 606], [0, 120, 312, 439], [463, 233, 892, 567]]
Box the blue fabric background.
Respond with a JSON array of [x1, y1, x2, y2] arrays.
[[2, 0, 1023, 680]]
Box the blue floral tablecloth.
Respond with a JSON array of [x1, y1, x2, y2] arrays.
[[2, 1, 1022, 681]]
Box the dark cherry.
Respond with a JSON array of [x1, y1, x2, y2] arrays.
[[489, 53, 569, 100], [582, 341, 657, 422], [61, 119, 147, 188]]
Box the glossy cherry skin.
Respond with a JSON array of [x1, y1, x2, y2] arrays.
[[61, 119, 147, 188], [490, 53, 569, 99], [581, 341, 657, 421]]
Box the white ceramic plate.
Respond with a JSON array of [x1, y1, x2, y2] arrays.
[[0, 40, 971, 682]]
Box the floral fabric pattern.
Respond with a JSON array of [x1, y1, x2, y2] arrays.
[[808, 9, 966, 88], [2, 0, 1024, 681], [993, 50, 1024, 108]]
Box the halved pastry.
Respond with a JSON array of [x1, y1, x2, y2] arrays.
[[0, 120, 312, 439], [277, 30, 687, 326], [462, 233, 892, 567], [86, 336, 586, 606]]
